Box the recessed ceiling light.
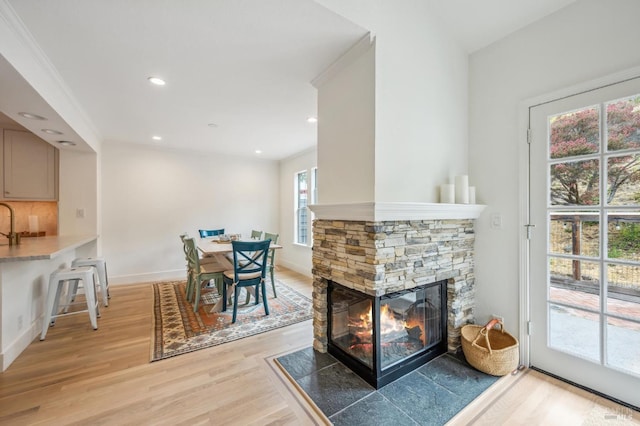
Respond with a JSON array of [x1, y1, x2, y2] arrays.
[[18, 112, 47, 120], [152, 136, 162, 141], [41, 129, 63, 135], [148, 76, 166, 86], [255, 150, 262, 154], [57, 140, 76, 147], [207, 123, 218, 128], [307, 116, 318, 123]]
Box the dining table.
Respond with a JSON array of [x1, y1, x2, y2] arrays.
[[196, 237, 283, 313]]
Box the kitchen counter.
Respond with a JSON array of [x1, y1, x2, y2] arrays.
[[0, 233, 98, 371], [0, 235, 98, 263]]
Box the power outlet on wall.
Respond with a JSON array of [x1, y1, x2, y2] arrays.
[[17, 315, 23, 330]]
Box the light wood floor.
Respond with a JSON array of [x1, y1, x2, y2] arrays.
[[0, 268, 638, 425]]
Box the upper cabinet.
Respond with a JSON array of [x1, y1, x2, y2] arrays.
[[2, 130, 58, 200]]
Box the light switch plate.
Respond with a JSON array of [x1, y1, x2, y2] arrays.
[[490, 213, 502, 229]]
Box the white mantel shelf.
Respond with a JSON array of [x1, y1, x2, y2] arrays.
[[309, 202, 486, 222]]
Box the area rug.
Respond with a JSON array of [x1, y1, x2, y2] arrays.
[[151, 280, 312, 361]]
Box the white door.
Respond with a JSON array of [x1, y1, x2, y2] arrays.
[[529, 76, 640, 408]]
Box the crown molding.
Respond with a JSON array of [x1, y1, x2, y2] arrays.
[[0, 0, 101, 148], [309, 202, 486, 221], [311, 32, 374, 89]]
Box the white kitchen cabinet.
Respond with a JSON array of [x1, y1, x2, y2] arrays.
[[2, 130, 58, 200]]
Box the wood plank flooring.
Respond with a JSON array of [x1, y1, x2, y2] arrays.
[[0, 268, 637, 425]]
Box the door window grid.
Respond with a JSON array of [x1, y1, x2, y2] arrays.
[[546, 93, 640, 375]]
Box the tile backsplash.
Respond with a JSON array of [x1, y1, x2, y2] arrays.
[[0, 201, 58, 236]]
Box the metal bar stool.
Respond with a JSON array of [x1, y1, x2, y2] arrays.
[[71, 257, 109, 307], [40, 266, 100, 340]]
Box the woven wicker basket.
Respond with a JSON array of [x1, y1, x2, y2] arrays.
[[461, 319, 519, 376]]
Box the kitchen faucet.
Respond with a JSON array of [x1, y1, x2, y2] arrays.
[[0, 202, 20, 246]]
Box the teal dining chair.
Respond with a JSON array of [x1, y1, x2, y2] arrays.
[[263, 232, 279, 297], [198, 228, 225, 238], [222, 239, 271, 323]]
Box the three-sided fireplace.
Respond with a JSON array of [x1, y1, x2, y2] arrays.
[[328, 279, 447, 389]]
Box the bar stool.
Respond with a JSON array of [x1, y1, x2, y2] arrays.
[[40, 266, 100, 341], [71, 257, 109, 307]]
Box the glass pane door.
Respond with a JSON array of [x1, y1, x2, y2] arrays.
[[529, 78, 640, 408]]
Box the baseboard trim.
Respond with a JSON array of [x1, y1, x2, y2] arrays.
[[278, 260, 312, 278], [110, 269, 185, 285], [2, 320, 40, 372]]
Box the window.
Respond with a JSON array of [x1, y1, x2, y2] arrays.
[[311, 167, 318, 205], [295, 170, 308, 245]]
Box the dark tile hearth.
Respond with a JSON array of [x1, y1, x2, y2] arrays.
[[276, 348, 499, 425]]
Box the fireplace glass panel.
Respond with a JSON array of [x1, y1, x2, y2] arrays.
[[380, 285, 441, 369], [329, 282, 443, 372], [330, 286, 373, 368]]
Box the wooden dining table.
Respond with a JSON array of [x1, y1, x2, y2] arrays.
[[196, 238, 283, 313]]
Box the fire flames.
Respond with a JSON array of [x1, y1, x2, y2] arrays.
[[348, 304, 426, 346]]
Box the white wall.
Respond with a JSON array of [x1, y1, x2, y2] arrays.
[[316, 39, 375, 204], [469, 0, 640, 330], [373, 2, 468, 202], [315, 0, 469, 203], [279, 148, 316, 277], [101, 142, 279, 284]]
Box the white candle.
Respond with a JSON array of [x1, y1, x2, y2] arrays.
[[455, 175, 469, 204], [469, 186, 476, 204], [440, 184, 455, 203], [28, 215, 39, 234]]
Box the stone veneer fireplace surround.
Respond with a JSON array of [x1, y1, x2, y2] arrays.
[[309, 202, 485, 362]]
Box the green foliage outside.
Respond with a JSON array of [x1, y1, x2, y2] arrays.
[[608, 222, 640, 258]]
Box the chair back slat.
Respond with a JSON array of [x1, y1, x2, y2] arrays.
[[183, 237, 201, 271], [198, 228, 225, 238], [231, 240, 271, 283], [263, 232, 279, 264]]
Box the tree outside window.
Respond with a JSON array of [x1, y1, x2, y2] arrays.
[[549, 95, 640, 281]]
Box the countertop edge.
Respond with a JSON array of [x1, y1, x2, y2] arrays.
[[0, 235, 98, 263]]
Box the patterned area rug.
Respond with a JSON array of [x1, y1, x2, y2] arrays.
[[151, 280, 312, 361]]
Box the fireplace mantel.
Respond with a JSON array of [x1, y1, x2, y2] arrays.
[[309, 202, 486, 221]]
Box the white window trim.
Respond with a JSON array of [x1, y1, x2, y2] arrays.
[[294, 169, 310, 246]]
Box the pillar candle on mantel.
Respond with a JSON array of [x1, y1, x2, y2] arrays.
[[440, 184, 455, 203], [469, 186, 476, 204], [455, 175, 469, 204]]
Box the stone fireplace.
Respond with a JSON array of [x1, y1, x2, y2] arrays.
[[309, 202, 483, 387]]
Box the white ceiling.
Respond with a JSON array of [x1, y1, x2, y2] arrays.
[[429, 0, 577, 53], [2, 0, 577, 160]]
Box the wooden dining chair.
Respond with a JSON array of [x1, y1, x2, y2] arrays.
[[250, 230, 263, 239], [180, 233, 191, 290], [183, 237, 226, 312], [263, 232, 279, 297], [222, 240, 271, 323], [181, 234, 219, 301], [198, 228, 225, 238]]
